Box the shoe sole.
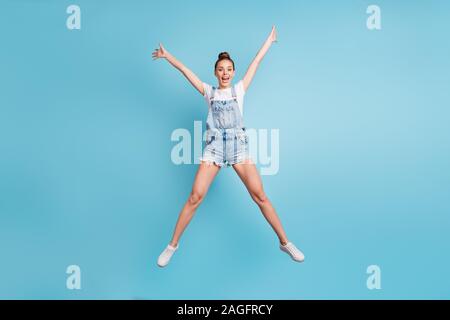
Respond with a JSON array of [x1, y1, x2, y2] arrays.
[[280, 247, 305, 263]]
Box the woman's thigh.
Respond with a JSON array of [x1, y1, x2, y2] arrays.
[[191, 161, 221, 195], [232, 160, 264, 194]]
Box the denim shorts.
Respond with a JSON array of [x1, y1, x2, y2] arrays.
[[199, 128, 252, 168]]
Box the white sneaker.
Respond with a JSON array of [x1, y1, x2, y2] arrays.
[[280, 242, 305, 262], [157, 243, 179, 267]]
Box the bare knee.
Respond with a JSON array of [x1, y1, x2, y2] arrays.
[[188, 190, 205, 207], [250, 189, 268, 206]]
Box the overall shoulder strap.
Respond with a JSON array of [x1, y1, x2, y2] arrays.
[[231, 85, 237, 99]]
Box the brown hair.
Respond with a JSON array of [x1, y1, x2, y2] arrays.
[[214, 52, 235, 70]]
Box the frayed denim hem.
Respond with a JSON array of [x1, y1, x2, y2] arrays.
[[198, 157, 224, 168]]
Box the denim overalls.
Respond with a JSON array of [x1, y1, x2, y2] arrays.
[[199, 84, 251, 167]]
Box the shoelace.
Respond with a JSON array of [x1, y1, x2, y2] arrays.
[[284, 243, 297, 256], [161, 249, 172, 261], [165, 245, 177, 255]]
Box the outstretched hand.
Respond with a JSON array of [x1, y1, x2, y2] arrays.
[[270, 25, 277, 43], [152, 43, 167, 60]]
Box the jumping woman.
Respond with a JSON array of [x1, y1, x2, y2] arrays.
[[152, 26, 305, 267]]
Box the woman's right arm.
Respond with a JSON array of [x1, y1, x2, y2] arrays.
[[152, 43, 205, 96]]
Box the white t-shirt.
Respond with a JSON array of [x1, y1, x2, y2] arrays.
[[202, 80, 246, 116]]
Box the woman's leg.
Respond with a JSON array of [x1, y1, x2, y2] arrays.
[[168, 161, 221, 247], [232, 160, 289, 245]]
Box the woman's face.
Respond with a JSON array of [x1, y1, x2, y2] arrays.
[[215, 60, 235, 88]]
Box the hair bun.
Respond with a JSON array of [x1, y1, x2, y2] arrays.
[[218, 52, 231, 60], [214, 51, 235, 70]]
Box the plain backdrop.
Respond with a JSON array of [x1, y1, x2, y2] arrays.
[[0, 0, 449, 299]]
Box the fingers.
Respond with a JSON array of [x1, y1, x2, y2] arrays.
[[151, 43, 164, 60], [152, 50, 160, 60], [271, 25, 278, 43]]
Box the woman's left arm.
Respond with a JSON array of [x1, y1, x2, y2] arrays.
[[242, 25, 277, 92]]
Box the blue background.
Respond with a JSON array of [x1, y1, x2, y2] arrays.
[[1, 0, 449, 299]]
